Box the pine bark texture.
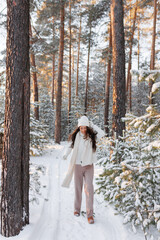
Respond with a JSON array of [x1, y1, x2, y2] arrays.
[[111, 0, 126, 138], [1, 0, 30, 237], [29, 21, 39, 120], [104, 21, 112, 136], [149, 0, 157, 104], [126, 0, 138, 111]]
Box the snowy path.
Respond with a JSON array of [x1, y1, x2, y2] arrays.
[[28, 141, 128, 240], [1, 140, 145, 240], [28, 144, 62, 240]]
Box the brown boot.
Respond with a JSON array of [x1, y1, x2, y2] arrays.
[[74, 211, 80, 217], [87, 216, 94, 224]]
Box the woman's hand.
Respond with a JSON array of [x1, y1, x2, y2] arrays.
[[63, 154, 67, 160]]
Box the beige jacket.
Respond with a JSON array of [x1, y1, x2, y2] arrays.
[[61, 122, 105, 188]]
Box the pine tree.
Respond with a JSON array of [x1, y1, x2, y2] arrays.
[[55, 0, 65, 143], [1, 0, 30, 236], [111, 0, 126, 138]]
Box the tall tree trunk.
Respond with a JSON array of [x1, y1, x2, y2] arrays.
[[68, 0, 72, 127], [137, 17, 140, 71], [149, 0, 157, 104], [72, 45, 75, 77], [137, 16, 141, 116], [0, 133, 3, 159], [52, 17, 55, 108], [52, 53, 55, 107], [55, 0, 65, 143], [104, 20, 112, 136], [76, 14, 82, 97], [126, 0, 138, 112], [84, 24, 91, 113], [29, 21, 39, 120], [1, 0, 30, 236], [111, 0, 126, 138]]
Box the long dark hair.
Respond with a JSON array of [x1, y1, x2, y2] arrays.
[[68, 126, 97, 152]]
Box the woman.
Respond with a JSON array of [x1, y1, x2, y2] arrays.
[[62, 115, 105, 224]]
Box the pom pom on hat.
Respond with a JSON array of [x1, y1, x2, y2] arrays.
[[78, 115, 89, 127]]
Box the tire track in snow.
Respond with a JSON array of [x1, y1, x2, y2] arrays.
[[0, 142, 143, 240], [28, 145, 62, 240], [28, 142, 140, 240], [93, 196, 128, 240], [52, 154, 61, 240], [57, 144, 129, 240]]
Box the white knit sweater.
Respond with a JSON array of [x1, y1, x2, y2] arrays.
[[61, 122, 105, 188], [76, 131, 89, 165], [63, 122, 105, 166]]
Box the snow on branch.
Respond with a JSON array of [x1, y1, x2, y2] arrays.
[[152, 82, 160, 94], [121, 162, 160, 172], [130, 69, 160, 82]]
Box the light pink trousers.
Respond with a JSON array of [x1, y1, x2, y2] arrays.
[[73, 163, 94, 218]]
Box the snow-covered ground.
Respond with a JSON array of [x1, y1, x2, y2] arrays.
[[0, 140, 147, 240]]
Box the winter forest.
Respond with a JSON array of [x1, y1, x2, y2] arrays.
[[0, 0, 160, 239]]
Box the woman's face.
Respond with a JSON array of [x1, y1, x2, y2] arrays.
[[79, 126, 87, 135]]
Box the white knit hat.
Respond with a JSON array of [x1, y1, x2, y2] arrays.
[[78, 115, 89, 127]]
